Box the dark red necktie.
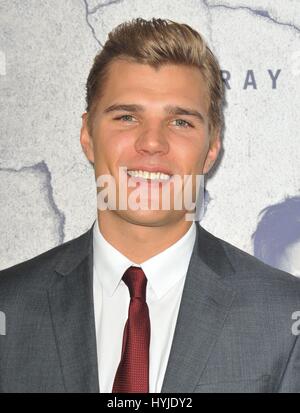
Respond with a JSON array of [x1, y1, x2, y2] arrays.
[[112, 266, 151, 393]]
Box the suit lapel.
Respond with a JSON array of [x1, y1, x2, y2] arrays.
[[47, 225, 99, 393], [161, 222, 237, 392]]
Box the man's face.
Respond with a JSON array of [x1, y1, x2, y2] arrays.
[[81, 59, 220, 227]]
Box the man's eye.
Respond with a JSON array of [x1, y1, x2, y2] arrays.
[[172, 119, 193, 128], [115, 114, 136, 122]]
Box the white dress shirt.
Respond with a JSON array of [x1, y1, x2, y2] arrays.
[[92, 217, 196, 393]]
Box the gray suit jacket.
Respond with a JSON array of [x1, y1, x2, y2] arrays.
[[0, 221, 300, 393]]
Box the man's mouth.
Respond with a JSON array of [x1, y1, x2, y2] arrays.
[[127, 170, 172, 182]]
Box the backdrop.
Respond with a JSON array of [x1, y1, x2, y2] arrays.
[[1, 0, 299, 276]]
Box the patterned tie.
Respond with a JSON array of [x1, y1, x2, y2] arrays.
[[112, 266, 151, 393]]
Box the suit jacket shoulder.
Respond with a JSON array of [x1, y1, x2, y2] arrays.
[[224, 234, 294, 277], [200, 223, 300, 288], [196, 225, 300, 350], [0, 226, 93, 295]]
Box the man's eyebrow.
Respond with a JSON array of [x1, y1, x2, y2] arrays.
[[103, 104, 144, 114], [164, 105, 205, 123], [103, 103, 205, 123]]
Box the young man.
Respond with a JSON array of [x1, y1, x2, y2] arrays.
[[0, 18, 300, 393]]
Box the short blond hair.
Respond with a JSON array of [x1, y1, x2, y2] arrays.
[[86, 18, 224, 136]]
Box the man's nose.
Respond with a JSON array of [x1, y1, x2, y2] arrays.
[[134, 124, 169, 155]]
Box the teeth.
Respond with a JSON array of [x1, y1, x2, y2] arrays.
[[127, 170, 171, 181]]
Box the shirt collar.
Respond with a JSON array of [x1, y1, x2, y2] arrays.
[[93, 216, 196, 299]]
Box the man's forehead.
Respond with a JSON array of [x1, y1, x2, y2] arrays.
[[106, 58, 205, 79], [100, 59, 210, 111]]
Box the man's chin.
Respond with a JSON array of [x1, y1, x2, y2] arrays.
[[112, 208, 186, 227]]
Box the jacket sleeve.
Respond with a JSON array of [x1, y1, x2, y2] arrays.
[[277, 334, 300, 393]]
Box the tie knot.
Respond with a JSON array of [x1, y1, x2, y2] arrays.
[[122, 266, 147, 300]]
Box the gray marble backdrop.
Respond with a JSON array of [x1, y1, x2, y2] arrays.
[[1, 1, 299, 274]]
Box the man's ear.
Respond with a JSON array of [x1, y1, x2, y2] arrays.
[[202, 128, 221, 174], [80, 112, 95, 164]]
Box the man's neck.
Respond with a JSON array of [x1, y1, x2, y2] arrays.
[[97, 210, 193, 264]]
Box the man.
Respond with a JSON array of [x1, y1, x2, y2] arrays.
[[252, 196, 300, 277], [0, 18, 300, 393]]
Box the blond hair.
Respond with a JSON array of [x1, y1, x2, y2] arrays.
[[86, 18, 224, 136]]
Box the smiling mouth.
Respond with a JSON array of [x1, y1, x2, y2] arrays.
[[127, 170, 172, 182]]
